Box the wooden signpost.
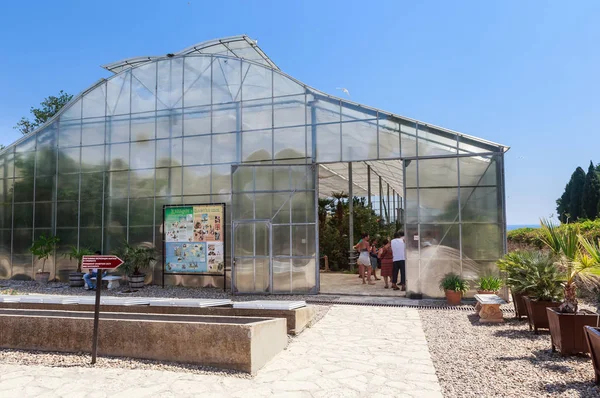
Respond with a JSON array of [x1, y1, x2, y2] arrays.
[[81, 255, 124, 364]]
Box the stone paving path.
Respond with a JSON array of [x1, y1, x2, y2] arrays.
[[0, 305, 442, 397]]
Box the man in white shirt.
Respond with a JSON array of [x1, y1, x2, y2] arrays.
[[391, 231, 406, 291]]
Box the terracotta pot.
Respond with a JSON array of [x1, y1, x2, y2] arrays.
[[128, 274, 146, 289], [523, 296, 561, 334], [69, 272, 85, 287], [512, 291, 529, 319], [548, 308, 599, 355], [584, 327, 600, 384], [34, 272, 50, 284], [445, 290, 462, 306]]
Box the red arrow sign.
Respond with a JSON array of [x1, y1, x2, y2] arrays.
[[82, 255, 124, 270]]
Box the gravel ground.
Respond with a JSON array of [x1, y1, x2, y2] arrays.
[[419, 308, 600, 398]]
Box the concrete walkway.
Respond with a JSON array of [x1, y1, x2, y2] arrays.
[[0, 305, 442, 397]]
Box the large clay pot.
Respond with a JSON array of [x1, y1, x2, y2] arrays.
[[584, 327, 600, 384], [128, 274, 146, 289], [548, 308, 599, 355], [512, 291, 529, 319], [34, 272, 50, 284], [69, 272, 85, 288], [523, 296, 561, 333], [445, 290, 462, 306]]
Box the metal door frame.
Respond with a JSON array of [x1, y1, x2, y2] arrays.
[[231, 219, 273, 294]]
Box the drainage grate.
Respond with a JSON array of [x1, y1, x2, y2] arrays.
[[306, 299, 516, 314]]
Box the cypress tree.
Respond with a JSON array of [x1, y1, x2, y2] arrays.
[[569, 167, 586, 221], [556, 181, 572, 223], [582, 161, 600, 220]]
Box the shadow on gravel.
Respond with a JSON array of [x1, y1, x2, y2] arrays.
[[492, 328, 550, 339], [542, 380, 599, 397], [466, 313, 530, 329], [497, 349, 590, 370]]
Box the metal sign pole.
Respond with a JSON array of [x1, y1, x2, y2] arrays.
[[91, 270, 103, 365]]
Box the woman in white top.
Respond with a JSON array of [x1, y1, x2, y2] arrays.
[[354, 233, 375, 285]]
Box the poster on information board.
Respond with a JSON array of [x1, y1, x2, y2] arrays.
[[163, 204, 225, 277]]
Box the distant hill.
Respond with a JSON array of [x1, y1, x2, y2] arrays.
[[507, 224, 538, 231]]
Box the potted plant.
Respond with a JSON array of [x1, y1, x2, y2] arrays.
[[584, 326, 600, 384], [541, 219, 600, 354], [497, 250, 535, 319], [476, 275, 503, 294], [116, 241, 156, 289], [30, 234, 60, 284], [63, 246, 93, 287], [439, 272, 469, 306]]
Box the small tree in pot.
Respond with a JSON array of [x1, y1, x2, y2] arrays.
[[439, 272, 469, 305], [116, 241, 156, 289], [30, 234, 60, 284], [63, 246, 93, 288], [498, 250, 537, 319]]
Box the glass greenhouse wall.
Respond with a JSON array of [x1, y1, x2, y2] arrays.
[[0, 36, 508, 296]]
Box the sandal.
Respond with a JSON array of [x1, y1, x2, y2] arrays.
[[384, 285, 389, 289], [392, 286, 400, 291]]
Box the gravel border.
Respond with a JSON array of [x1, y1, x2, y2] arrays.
[[419, 308, 600, 398]]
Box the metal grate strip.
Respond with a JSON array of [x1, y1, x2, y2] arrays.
[[306, 299, 516, 314]]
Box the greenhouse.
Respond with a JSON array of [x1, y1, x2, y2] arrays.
[[0, 35, 508, 297]]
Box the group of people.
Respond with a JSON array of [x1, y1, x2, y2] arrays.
[[354, 231, 406, 291]]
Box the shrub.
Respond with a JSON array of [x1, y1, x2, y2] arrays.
[[439, 272, 469, 294], [476, 275, 503, 292]]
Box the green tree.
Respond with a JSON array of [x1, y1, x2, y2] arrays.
[[556, 180, 572, 223], [569, 167, 586, 222], [582, 161, 600, 220], [14, 90, 72, 135]]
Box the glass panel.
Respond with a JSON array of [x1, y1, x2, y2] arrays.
[[417, 126, 457, 157], [82, 83, 106, 119], [274, 95, 305, 128], [60, 99, 81, 120], [156, 138, 182, 167], [461, 223, 503, 261], [292, 257, 316, 293], [35, 148, 57, 177], [213, 57, 241, 104], [273, 72, 304, 97], [37, 123, 57, 148], [14, 203, 33, 228], [57, 174, 79, 200], [130, 197, 154, 226], [232, 193, 254, 220], [106, 70, 131, 116], [341, 120, 378, 161], [313, 97, 339, 124], [130, 169, 155, 197], [81, 146, 105, 172], [107, 171, 129, 198], [55, 228, 77, 252], [232, 166, 254, 193], [211, 164, 231, 196], [212, 133, 237, 163], [274, 126, 306, 161], [459, 135, 498, 154], [131, 140, 156, 170], [183, 56, 212, 107], [461, 186, 499, 223], [405, 188, 418, 224], [58, 119, 81, 148], [79, 228, 102, 252], [156, 109, 183, 138], [131, 63, 157, 113], [401, 121, 418, 158], [341, 103, 377, 122], [58, 147, 80, 174], [16, 135, 36, 153], [106, 198, 128, 227], [80, 172, 104, 199], [418, 158, 458, 188], [183, 106, 211, 136], [292, 225, 315, 257], [35, 202, 54, 228], [104, 226, 126, 254], [0, 204, 12, 228], [131, 113, 155, 142], [273, 225, 291, 256], [291, 191, 314, 223], [379, 116, 401, 160], [418, 188, 459, 223], [57, 201, 78, 228], [13, 229, 33, 253], [234, 223, 253, 256], [183, 166, 211, 195], [35, 176, 54, 202], [108, 143, 129, 170], [80, 200, 102, 227], [272, 193, 291, 224], [213, 104, 238, 134], [242, 99, 272, 131], [459, 155, 496, 187], [107, 116, 129, 143], [157, 59, 183, 110], [183, 135, 211, 165], [81, 117, 106, 146], [14, 152, 34, 178], [13, 177, 33, 203], [242, 63, 272, 101], [156, 167, 182, 196], [129, 226, 154, 246], [242, 129, 272, 162], [255, 167, 274, 192], [273, 257, 291, 293], [316, 123, 341, 162]]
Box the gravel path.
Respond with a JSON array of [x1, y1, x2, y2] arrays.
[[419, 308, 600, 398]]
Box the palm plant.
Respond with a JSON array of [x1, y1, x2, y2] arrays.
[[439, 272, 469, 293], [30, 234, 60, 274], [539, 218, 600, 312], [63, 245, 93, 273], [115, 241, 156, 276]]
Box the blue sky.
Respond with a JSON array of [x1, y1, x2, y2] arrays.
[[0, 0, 598, 224]]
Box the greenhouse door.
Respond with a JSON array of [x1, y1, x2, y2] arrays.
[[231, 164, 318, 295]]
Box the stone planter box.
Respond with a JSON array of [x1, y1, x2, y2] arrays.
[[0, 301, 315, 335], [547, 308, 599, 355], [0, 309, 287, 374]]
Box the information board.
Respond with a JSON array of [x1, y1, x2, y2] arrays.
[[163, 204, 225, 275]]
